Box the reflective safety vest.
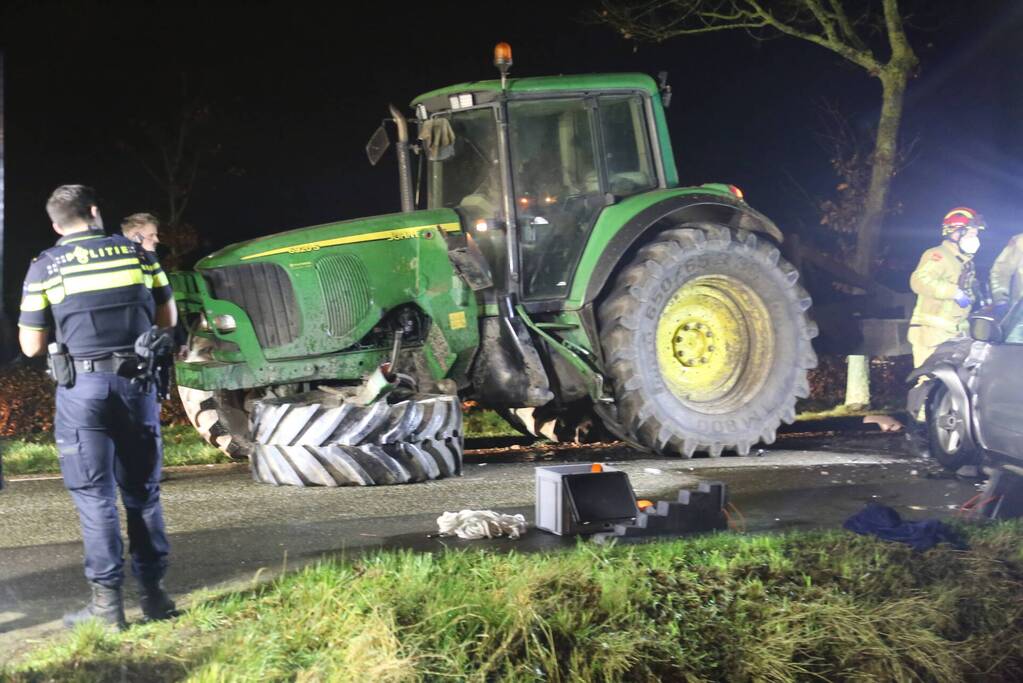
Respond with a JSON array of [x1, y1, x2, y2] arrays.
[[19, 229, 173, 359]]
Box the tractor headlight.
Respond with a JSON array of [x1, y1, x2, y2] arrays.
[[213, 314, 237, 333]]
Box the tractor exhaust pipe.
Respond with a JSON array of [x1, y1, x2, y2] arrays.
[[388, 104, 415, 213]]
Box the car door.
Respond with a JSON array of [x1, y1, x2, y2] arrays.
[[973, 303, 1023, 458]]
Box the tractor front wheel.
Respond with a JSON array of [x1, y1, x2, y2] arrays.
[[598, 224, 817, 456], [178, 386, 253, 460]]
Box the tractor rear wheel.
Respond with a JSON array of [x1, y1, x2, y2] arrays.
[[248, 390, 463, 486], [598, 224, 817, 456]]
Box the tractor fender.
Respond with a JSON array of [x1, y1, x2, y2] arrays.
[[582, 193, 783, 305]]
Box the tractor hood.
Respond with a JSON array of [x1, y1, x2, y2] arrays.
[[197, 208, 461, 268], [183, 208, 472, 366]]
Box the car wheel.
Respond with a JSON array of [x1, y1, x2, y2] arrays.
[[926, 383, 979, 471]]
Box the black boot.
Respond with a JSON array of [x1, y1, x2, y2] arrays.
[[139, 579, 178, 621], [63, 582, 127, 630]]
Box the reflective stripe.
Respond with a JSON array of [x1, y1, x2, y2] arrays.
[[141, 262, 162, 272], [909, 312, 960, 333], [62, 268, 144, 294], [47, 286, 67, 304], [18, 323, 48, 331], [60, 233, 105, 244], [26, 276, 62, 292], [20, 293, 49, 312], [152, 271, 170, 288], [61, 257, 140, 275]]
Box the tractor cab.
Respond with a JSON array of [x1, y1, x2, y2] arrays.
[[372, 44, 671, 304], [421, 91, 662, 301]]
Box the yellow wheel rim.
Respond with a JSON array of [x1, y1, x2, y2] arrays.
[[656, 274, 774, 411]]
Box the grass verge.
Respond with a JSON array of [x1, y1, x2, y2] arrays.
[[7, 522, 1023, 682], [0, 425, 231, 476], [0, 412, 522, 476]]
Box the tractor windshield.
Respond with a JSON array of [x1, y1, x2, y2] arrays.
[[425, 107, 506, 285], [509, 98, 603, 299]]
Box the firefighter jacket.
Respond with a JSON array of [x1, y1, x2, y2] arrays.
[[909, 240, 975, 335], [990, 234, 1023, 306]]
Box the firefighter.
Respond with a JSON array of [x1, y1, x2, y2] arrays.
[[907, 207, 985, 368], [990, 233, 1023, 309], [18, 185, 178, 629]]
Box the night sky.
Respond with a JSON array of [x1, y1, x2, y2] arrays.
[[2, 0, 1021, 313]]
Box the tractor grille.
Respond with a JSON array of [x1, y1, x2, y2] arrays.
[[316, 254, 371, 337], [203, 263, 300, 348]]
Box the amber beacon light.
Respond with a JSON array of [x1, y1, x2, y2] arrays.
[[494, 42, 513, 87]]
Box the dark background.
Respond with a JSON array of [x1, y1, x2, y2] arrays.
[[1, 0, 1021, 314]]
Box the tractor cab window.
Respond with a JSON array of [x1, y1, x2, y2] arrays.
[[425, 107, 506, 287], [509, 98, 603, 299], [599, 95, 657, 196]]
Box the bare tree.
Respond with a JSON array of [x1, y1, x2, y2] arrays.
[[596, 0, 919, 276], [117, 75, 221, 268]]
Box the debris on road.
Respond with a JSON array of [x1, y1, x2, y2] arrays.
[[435, 510, 527, 540], [863, 415, 903, 432]]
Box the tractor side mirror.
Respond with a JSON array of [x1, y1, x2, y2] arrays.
[[970, 313, 1003, 343], [366, 124, 391, 166]]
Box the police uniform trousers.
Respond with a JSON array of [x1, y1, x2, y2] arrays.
[[55, 372, 169, 587]]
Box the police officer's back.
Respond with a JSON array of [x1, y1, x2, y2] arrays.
[[18, 185, 178, 629]]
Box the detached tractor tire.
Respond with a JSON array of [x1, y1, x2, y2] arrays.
[[926, 383, 979, 471], [598, 224, 817, 457], [178, 386, 253, 460], [248, 391, 463, 487]]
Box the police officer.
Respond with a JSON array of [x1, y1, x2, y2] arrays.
[[907, 206, 985, 368], [18, 185, 178, 629], [990, 233, 1023, 309]]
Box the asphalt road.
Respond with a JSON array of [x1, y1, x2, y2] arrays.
[[0, 431, 983, 662]]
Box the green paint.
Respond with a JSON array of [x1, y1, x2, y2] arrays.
[[172, 69, 781, 406]]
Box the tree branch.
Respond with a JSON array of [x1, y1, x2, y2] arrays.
[[743, 0, 879, 72], [826, 0, 866, 50], [881, 0, 914, 61]]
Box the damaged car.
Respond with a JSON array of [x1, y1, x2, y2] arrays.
[[907, 303, 1023, 471]]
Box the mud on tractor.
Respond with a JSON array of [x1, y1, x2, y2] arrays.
[[172, 45, 817, 487]]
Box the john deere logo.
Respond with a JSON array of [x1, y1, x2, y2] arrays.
[[72, 246, 91, 265]]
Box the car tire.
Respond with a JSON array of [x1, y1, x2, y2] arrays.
[[926, 383, 979, 471]]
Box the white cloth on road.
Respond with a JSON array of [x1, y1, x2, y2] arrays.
[[436, 510, 527, 540]]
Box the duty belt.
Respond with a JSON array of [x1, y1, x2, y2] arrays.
[[72, 354, 136, 374]]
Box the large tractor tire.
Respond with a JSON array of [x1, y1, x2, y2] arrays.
[[248, 390, 463, 486], [598, 224, 817, 457], [178, 386, 253, 460]]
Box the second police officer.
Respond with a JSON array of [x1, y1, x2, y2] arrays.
[[18, 185, 178, 629]]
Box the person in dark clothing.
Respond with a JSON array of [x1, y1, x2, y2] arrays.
[[18, 185, 179, 630]]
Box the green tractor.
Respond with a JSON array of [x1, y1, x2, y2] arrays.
[[172, 46, 817, 486]]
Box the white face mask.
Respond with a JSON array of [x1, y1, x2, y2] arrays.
[[959, 234, 981, 254]]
